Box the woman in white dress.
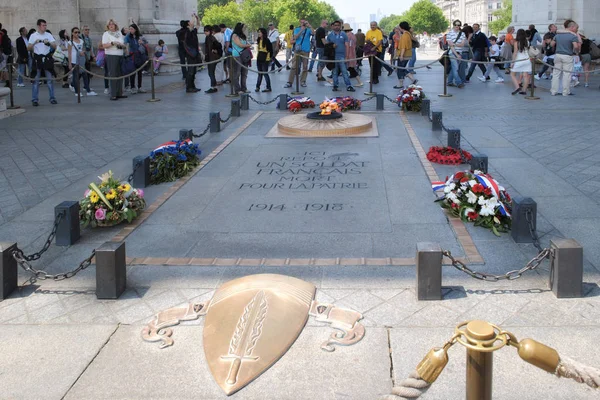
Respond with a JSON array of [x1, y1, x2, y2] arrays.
[[510, 29, 530, 95]]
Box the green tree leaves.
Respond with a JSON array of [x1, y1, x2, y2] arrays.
[[379, 0, 448, 35], [202, 2, 242, 28], [489, 0, 512, 35]]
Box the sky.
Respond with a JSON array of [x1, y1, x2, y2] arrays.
[[326, 0, 418, 22]]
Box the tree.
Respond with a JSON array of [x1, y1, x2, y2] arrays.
[[202, 2, 242, 28], [240, 0, 276, 31], [197, 0, 229, 19], [401, 0, 448, 35], [379, 14, 405, 34], [489, 0, 512, 35]]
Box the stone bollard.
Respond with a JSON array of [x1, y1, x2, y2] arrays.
[[511, 197, 536, 244], [96, 241, 127, 299], [446, 129, 461, 149], [432, 111, 443, 131], [132, 156, 150, 189], [210, 112, 221, 133], [179, 129, 193, 141], [0, 242, 18, 300], [55, 201, 81, 246], [376, 94, 384, 110], [240, 93, 249, 110], [470, 154, 489, 173], [416, 242, 442, 300], [231, 99, 241, 117], [550, 239, 583, 298], [278, 94, 288, 110], [421, 99, 430, 117]]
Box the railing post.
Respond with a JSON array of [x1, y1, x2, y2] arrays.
[[179, 129, 193, 141], [147, 62, 160, 102], [291, 53, 303, 95], [420, 99, 430, 117], [0, 242, 18, 300], [376, 93, 384, 110], [438, 55, 452, 98], [231, 99, 241, 117], [416, 242, 442, 300], [550, 239, 583, 298], [525, 59, 540, 100], [447, 128, 461, 149], [470, 154, 489, 173], [365, 55, 376, 95], [465, 321, 494, 400], [95, 241, 127, 299], [132, 156, 150, 188], [278, 94, 288, 110], [76, 65, 81, 104], [432, 111, 443, 131], [225, 56, 238, 98], [240, 93, 249, 110], [210, 112, 221, 133], [511, 197, 536, 244], [7, 63, 19, 109], [55, 201, 81, 246]]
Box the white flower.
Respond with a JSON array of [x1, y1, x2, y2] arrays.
[[473, 170, 483, 175], [487, 197, 498, 207], [464, 207, 475, 218], [446, 192, 460, 203], [466, 191, 478, 204], [478, 196, 487, 206], [443, 183, 456, 193], [469, 180, 477, 187], [480, 204, 496, 216]]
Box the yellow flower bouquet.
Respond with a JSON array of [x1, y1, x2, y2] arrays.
[[79, 171, 146, 227]]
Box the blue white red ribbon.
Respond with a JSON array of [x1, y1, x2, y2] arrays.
[[154, 138, 192, 152]]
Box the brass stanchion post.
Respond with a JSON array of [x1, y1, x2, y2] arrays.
[[77, 65, 81, 104], [291, 53, 303, 95], [225, 56, 238, 97], [365, 55, 376, 95], [465, 321, 494, 400], [147, 61, 160, 102], [7, 63, 20, 109], [438, 55, 452, 98], [525, 58, 540, 100]]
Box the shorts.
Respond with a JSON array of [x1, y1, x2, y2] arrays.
[[581, 53, 592, 64]]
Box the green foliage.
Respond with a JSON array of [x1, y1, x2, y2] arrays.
[[202, 2, 242, 28], [402, 0, 448, 35], [197, 0, 229, 19], [489, 0, 512, 35], [380, 14, 405, 34]]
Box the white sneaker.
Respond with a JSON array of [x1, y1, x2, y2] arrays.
[[125, 87, 131, 92], [87, 91, 98, 96], [494, 78, 505, 83], [534, 75, 540, 81], [477, 76, 487, 82], [572, 80, 580, 87], [130, 87, 138, 94], [104, 88, 109, 95], [69, 85, 75, 92], [16, 83, 25, 87]]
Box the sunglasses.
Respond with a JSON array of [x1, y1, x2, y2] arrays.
[[454, 24, 461, 27], [74, 31, 80, 34]]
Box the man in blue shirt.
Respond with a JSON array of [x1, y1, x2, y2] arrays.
[[285, 19, 313, 88], [326, 20, 354, 92]]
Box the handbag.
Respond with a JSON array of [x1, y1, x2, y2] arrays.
[[53, 47, 67, 65], [121, 54, 135, 75], [133, 50, 148, 68], [528, 46, 540, 59], [589, 41, 600, 60], [96, 49, 105, 67], [240, 47, 252, 64]]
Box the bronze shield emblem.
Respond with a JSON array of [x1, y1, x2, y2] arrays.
[[203, 274, 316, 395]]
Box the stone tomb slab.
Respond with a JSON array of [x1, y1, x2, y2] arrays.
[[191, 144, 392, 233]]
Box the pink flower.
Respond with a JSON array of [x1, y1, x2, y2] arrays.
[[95, 208, 106, 221], [136, 189, 144, 198], [84, 189, 91, 197]]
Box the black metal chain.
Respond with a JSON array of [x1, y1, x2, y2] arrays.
[[526, 209, 544, 252], [127, 160, 142, 184], [443, 249, 551, 282], [382, 95, 399, 104], [13, 249, 96, 283], [248, 95, 279, 106], [450, 132, 470, 165], [219, 112, 233, 124], [193, 122, 211, 138], [14, 212, 64, 262], [359, 96, 376, 103]]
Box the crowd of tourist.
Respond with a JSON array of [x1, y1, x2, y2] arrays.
[[0, 14, 597, 105]]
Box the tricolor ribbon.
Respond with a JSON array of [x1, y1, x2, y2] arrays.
[[474, 173, 511, 217], [154, 138, 192, 152]]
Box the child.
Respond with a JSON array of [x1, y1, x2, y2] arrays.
[[153, 39, 168, 74], [535, 33, 554, 80], [478, 36, 504, 83]]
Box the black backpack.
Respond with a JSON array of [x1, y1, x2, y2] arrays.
[[213, 40, 223, 57]]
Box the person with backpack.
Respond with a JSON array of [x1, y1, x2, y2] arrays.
[[378, 27, 393, 76], [203, 25, 220, 94], [445, 20, 466, 88], [16, 27, 31, 87], [28, 19, 59, 105], [175, 20, 188, 80], [124, 23, 148, 94], [152, 39, 168, 74], [182, 14, 201, 93], [68, 27, 97, 97]]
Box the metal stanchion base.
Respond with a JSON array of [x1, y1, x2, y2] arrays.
[[146, 98, 161, 102], [364, 92, 376, 96], [525, 96, 540, 100], [438, 94, 453, 97], [7, 106, 21, 109], [225, 93, 240, 98], [291, 91, 304, 95]]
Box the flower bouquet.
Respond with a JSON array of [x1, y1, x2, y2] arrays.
[[432, 170, 512, 236], [79, 171, 146, 228], [278, 96, 315, 113], [149, 139, 201, 184], [397, 84, 426, 112], [319, 99, 342, 115], [330, 96, 362, 112], [427, 146, 472, 165]]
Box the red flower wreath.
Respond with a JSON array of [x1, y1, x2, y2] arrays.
[[426, 146, 473, 165]]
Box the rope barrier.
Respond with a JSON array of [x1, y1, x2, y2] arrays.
[[156, 56, 228, 68], [79, 60, 150, 80], [10, 63, 72, 81], [374, 56, 442, 71], [379, 370, 431, 399], [556, 356, 600, 389], [231, 56, 292, 74], [297, 53, 368, 64]]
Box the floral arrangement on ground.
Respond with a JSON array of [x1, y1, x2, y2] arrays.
[[427, 146, 472, 165], [432, 170, 512, 236], [397, 84, 426, 112], [326, 96, 362, 112], [79, 171, 146, 228], [280, 96, 315, 113], [149, 138, 201, 184]]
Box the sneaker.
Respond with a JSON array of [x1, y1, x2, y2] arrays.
[[464, 79, 470, 83], [87, 91, 98, 96], [255, 87, 260, 92], [50, 99, 58, 104], [393, 85, 404, 89], [137, 89, 147, 94], [447, 83, 456, 87], [262, 88, 272, 92], [17, 83, 25, 87], [286, 66, 291, 70], [387, 69, 393, 76], [62, 83, 70, 89], [125, 87, 131, 92], [69, 85, 75, 92], [204, 88, 217, 94], [104, 88, 109, 95], [347, 86, 355, 92], [486, 77, 491, 81], [585, 83, 589, 88], [317, 77, 327, 82], [477, 76, 487, 82], [301, 82, 307, 87], [154, 69, 159, 75], [572, 80, 580, 87], [494, 78, 505, 83], [534, 75, 540, 81], [284, 83, 292, 88], [307, 69, 313, 72], [412, 79, 418, 85], [32, 100, 39, 106], [457, 83, 465, 88], [332, 86, 339, 91], [131, 88, 138, 94]]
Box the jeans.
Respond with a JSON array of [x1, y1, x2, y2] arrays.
[[332, 59, 351, 88], [551, 54, 573, 95], [308, 47, 324, 71], [32, 68, 56, 102], [538, 58, 554, 76], [396, 59, 409, 80], [483, 61, 503, 79], [71, 64, 90, 93], [129, 71, 143, 89], [407, 49, 416, 74], [179, 50, 188, 79], [458, 51, 470, 82], [185, 55, 197, 90], [466, 49, 487, 79], [232, 56, 248, 92], [207, 62, 217, 88], [447, 57, 462, 85], [17, 62, 31, 85], [256, 61, 271, 89], [378, 51, 393, 74]]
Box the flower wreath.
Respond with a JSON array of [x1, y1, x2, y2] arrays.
[[277, 96, 315, 113], [426, 146, 472, 165], [330, 96, 362, 112]]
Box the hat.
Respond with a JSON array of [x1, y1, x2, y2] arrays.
[[342, 23, 353, 31]]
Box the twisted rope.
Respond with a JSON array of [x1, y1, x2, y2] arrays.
[[374, 56, 443, 71], [231, 56, 292, 74], [556, 356, 600, 389], [379, 370, 431, 399]]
